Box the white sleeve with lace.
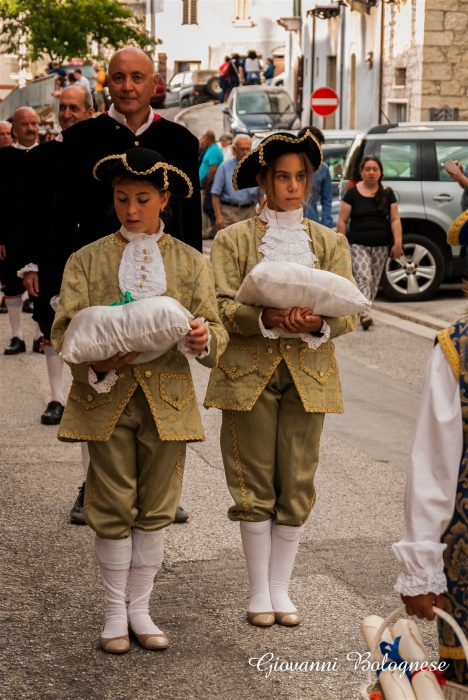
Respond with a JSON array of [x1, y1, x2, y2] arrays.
[[17, 263, 39, 278], [258, 313, 330, 349], [392, 343, 462, 597], [88, 367, 119, 394]]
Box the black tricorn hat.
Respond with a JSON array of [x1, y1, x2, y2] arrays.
[[93, 147, 193, 198], [233, 130, 323, 190]]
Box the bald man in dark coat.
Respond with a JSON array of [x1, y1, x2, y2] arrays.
[[51, 47, 202, 296]]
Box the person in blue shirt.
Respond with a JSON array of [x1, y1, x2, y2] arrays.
[[211, 135, 264, 230], [299, 126, 333, 229], [264, 58, 275, 84], [199, 130, 224, 238]]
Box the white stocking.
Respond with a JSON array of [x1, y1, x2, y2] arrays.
[[129, 528, 165, 635], [80, 442, 90, 481], [43, 343, 65, 404], [269, 523, 304, 613], [5, 297, 23, 339], [94, 535, 132, 638], [239, 520, 272, 613]]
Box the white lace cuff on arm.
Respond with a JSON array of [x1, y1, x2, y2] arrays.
[[177, 317, 211, 359], [88, 367, 118, 394], [259, 313, 331, 348], [394, 570, 447, 597], [17, 263, 38, 278]]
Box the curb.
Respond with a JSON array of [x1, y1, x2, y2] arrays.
[[372, 302, 450, 331], [174, 100, 218, 125], [371, 309, 437, 340]]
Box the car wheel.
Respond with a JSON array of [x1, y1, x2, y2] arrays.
[[380, 233, 445, 302], [180, 96, 191, 109], [206, 76, 221, 98]]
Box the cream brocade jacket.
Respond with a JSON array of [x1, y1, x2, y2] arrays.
[[52, 234, 228, 442], [204, 217, 358, 413]]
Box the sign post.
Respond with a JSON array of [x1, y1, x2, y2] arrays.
[[310, 87, 339, 118]]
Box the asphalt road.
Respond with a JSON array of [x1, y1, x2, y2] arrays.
[[1, 295, 448, 700]]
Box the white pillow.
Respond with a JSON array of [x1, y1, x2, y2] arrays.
[[60, 296, 193, 365], [235, 261, 370, 317]]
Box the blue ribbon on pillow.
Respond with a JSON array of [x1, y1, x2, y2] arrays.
[[110, 291, 135, 306], [377, 637, 410, 680]]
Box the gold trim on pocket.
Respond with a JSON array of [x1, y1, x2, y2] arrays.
[[299, 347, 336, 384], [159, 373, 194, 411], [218, 345, 259, 381], [69, 381, 114, 409]]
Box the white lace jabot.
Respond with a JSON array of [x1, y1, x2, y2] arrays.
[[118, 222, 167, 300], [258, 206, 317, 267]]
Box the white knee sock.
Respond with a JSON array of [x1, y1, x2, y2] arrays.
[[80, 442, 90, 481], [34, 322, 42, 340], [94, 535, 132, 638], [5, 297, 23, 339], [239, 520, 272, 613], [43, 343, 65, 404], [128, 528, 165, 635], [269, 523, 304, 613]]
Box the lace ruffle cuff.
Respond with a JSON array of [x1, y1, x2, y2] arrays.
[[394, 570, 447, 597], [88, 367, 119, 394], [258, 313, 331, 349], [17, 263, 39, 279]]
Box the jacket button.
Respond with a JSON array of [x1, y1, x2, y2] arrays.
[[267, 348, 274, 354], [135, 140, 139, 146], [143, 249, 147, 254], [87, 395, 93, 402], [319, 371, 324, 377], [141, 265, 145, 270], [116, 125, 120, 129], [119, 372, 125, 378], [144, 370, 152, 378], [285, 345, 291, 351]]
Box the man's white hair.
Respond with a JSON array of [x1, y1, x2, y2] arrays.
[[0, 120, 11, 130], [233, 134, 252, 147]]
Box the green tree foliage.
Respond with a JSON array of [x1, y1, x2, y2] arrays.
[[0, 0, 155, 62]]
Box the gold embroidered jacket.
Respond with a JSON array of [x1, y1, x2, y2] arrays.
[[52, 234, 228, 442], [204, 217, 357, 413]]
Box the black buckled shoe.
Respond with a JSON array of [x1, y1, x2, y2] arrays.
[[70, 482, 86, 525], [32, 336, 44, 354], [4, 337, 26, 355], [0, 299, 7, 314], [41, 401, 64, 425], [22, 298, 34, 313], [173, 505, 189, 523]]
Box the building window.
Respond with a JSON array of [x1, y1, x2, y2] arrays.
[[394, 68, 406, 87], [237, 0, 250, 20], [182, 0, 198, 25], [387, 100, 408, 123]]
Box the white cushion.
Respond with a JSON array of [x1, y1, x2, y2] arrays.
[[235, 261, 370, 317], [60, 296, 193, 365]]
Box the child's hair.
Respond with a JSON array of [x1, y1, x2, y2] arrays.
[[359, 155, 388, 211], [110, 173, 172, 222], [258, 151, 313, 208]]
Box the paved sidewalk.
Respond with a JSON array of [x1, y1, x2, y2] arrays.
[[178, 102, 225, 140]]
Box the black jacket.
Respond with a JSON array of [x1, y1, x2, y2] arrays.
[[50, 113, 202, 291], [0, 147, 30, 252]]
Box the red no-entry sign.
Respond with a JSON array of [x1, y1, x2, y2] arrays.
[[310, 87, 339, 117]]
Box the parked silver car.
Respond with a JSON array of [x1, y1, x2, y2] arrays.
[[341, 122, 468, 301]]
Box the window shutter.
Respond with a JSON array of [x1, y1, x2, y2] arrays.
[[190, 0, 198, 23], [182, 0, 189, 24]]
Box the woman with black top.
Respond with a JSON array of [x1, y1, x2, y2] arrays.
[[337, 156, 403, 329]]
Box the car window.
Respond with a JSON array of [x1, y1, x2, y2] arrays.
[[183, 72, 193, 85], [435, 141, 468, 181], [169, 73, 185, 88], [367, 141, 419, 180], [324, 154, 345, 181], [237, 91, 295, 115]]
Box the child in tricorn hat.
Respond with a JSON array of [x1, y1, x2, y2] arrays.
[[204, 131, 358, 627], [52, 147, 227, 653]]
